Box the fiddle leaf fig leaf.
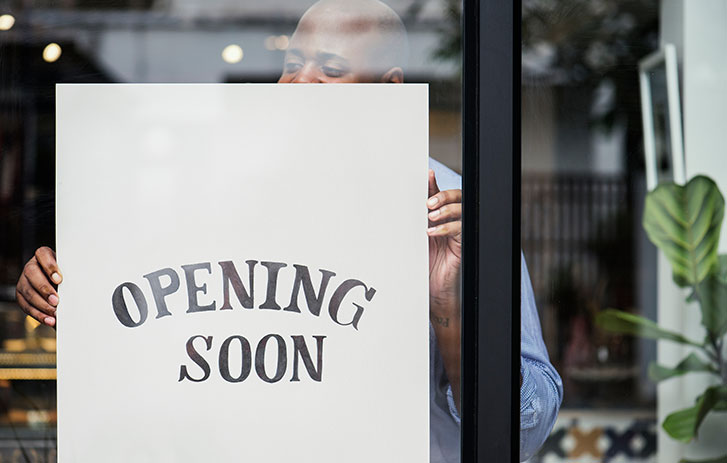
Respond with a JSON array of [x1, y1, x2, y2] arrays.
[[596, 309, 702, 347], [663, 404, 698, 442], [648, 353, 718, 382], [643, 176, 724, 287], [666, 386, 727, 442], [694, 386, 727, 437], [717, 254, 727, 284], [696, 392, 727, 412], [662, 385, 727, 442], [696, 276, 727, 338]]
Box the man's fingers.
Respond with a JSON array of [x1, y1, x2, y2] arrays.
[[24, 260, 59, 304], [15, 248, 60, 328], [34, 246, 62, 284], [428, 169, 440, 198], [427, 189, 462, 210], [17, 274, 57, 317], [16, 288, 56, 327], [428, 203, 462, 224], [427, 220, 462, 238]]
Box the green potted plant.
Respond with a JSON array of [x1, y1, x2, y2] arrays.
[[597, 175, 727, 463]]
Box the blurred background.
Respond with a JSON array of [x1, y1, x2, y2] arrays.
[[522, 1, 660, 461], [522, 0, 727, 462]]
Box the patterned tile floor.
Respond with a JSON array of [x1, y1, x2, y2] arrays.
[[528, 410, 657, 463]]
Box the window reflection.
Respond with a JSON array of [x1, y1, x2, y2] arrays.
[[523, 0, 727, 462], [0, 0, 463, 460], [522, 0, 661, 460]]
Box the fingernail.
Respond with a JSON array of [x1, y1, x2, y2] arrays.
[[48, 294, 59, 306], [427, 226, 438, 234], [44, 317, 55, 327], [429, 210, 440, 219], [51, 273, 62, 284], [427, 197, 439, 208]]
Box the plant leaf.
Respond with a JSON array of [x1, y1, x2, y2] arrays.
[[714, 400, 727, 412], [680, 455, 727, 463], [717, 254, 727, 283], [665, 386, 727, 442], [696, 392, 727, 412], [643, 176, 725, 287], [648, 353, 718, 382], [596, 309, 702, 346], [697, 276, 727, 338], [663, 404, 699, 442], [694, 386, 727, 436]]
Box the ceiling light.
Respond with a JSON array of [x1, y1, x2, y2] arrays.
[[43, 43, 62, 63], [222, 44, 243, 64], [0, 14, 15, 31]]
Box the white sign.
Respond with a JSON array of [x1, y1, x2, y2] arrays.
[[56, 84, 429, 462]]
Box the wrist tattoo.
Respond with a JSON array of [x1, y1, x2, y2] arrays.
[[432, 315, 449, 328]]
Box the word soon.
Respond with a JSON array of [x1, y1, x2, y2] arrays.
[[179, 334, 325, 383], [112, 260, 377, 330]]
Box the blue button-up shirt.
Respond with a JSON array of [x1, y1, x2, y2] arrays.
[[428, 158, 563, 463]]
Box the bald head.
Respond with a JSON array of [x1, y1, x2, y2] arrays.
[[298, 0, 409, 69], [278, 0, 409, 83]]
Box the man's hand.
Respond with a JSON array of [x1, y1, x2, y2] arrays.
[[427, 169, 462, 412], [15, 247, 62, 327], [427, 169, 462, 312]]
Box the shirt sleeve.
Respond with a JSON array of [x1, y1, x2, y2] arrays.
[[437, 254, 562, 460], [446, 384, 460, 425], [427, 161, 561, 459], [520, 253, 563, 461]]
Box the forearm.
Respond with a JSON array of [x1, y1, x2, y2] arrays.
[[431, 300, 461, 413]]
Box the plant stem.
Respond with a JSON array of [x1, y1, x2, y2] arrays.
[[702, 344, 720, 365], [716, 337, 726, 384], [706, 333, 725, 383], [692, 285, 724, 377]]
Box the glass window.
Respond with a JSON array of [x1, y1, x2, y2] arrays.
[[1, 0, 466, 461], [523, 0, 727, 461]]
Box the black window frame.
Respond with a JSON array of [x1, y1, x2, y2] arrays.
[[461, 0, 521, 461]]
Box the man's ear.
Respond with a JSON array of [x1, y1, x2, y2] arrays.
[[380, 67, 404, 83]]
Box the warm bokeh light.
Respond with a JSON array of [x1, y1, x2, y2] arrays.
[[221, 44, 243, 63], [0, 14, 15, 31], [274, 35, 289, 51], [264, 36, 277, 51], [265, 35, 290, 51], [42, 43, 62, 62]]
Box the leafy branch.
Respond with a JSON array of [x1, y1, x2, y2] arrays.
[[597, 176, 727, 461]]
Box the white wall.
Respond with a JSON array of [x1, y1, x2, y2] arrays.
[[683, 1, 727, 187], [658, 1, 727, 461]]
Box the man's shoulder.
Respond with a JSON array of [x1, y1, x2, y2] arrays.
[[428, 157, 461, 191]]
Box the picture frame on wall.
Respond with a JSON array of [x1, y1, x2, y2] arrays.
[[638, 43, 686, 190]]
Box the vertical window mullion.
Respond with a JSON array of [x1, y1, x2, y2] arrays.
[[462, 0, 520, 461]]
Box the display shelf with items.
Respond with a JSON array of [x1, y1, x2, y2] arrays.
[[0, 300, 57, 434]]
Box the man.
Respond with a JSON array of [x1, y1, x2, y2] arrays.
[[16, 1, 561, 461]]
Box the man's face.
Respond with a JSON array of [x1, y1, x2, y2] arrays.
[[277, 8, 394, 84]]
